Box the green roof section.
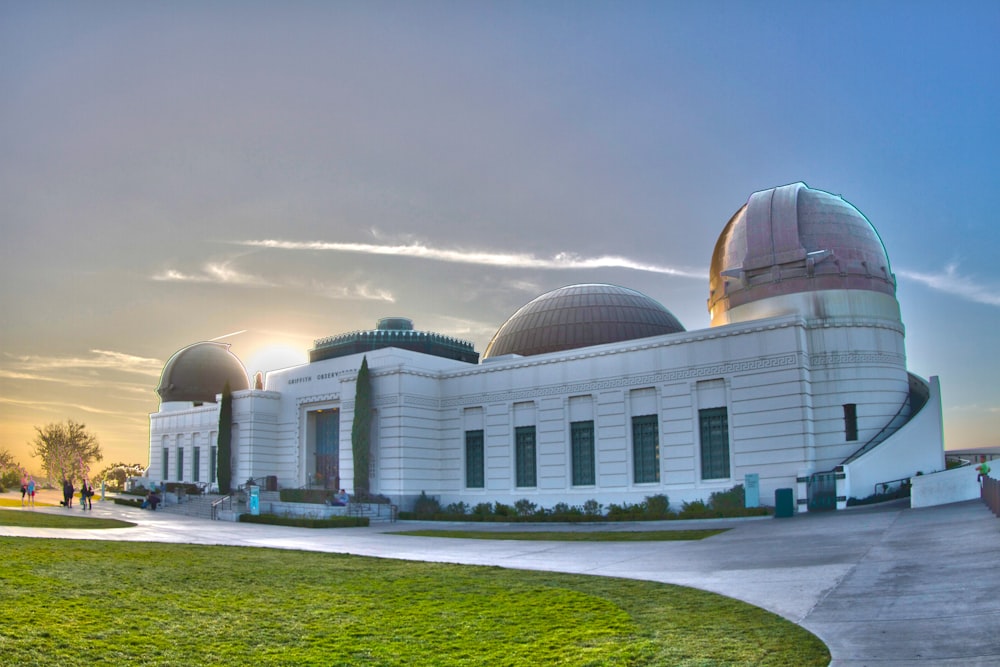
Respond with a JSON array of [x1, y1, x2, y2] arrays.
[[310, 318, 479, 364]]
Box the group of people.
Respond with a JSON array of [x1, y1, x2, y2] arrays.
[[59, 477, 95, 510], [141, 489, 161, 510], [19, 476, 36, 507]]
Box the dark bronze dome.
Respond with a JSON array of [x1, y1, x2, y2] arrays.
[[483, 284, 685, 359], [156, 342, 249, 403]]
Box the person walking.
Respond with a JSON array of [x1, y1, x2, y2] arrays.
[[26, 476, 35, 508], [21, 475, 27, 507], [62, 478, 74, 508], [80, 480, 92, 510]]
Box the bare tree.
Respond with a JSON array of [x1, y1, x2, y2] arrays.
[[30, 419, 103, 483]]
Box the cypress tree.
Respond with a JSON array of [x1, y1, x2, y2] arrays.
[[351, 356, 372, 497], [217, 381, 233, 494]]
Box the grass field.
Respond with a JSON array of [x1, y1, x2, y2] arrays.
[[0, 535, 829, 666], [0, 508, 134, 529]]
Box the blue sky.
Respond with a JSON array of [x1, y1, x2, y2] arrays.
[[1, 1, 998, 468]]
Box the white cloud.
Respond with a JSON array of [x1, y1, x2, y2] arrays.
[[897, 264, 1000, 307], [152, 262, 396, 302], [2, 350, 163, 379], [152, 262, 275, 287], [237, 239, 705, 279]]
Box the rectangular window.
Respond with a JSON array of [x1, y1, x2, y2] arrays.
[[176, 447, 184, 480], [699, 407, 730, 480], [844, 403, 858, 441], [210, 445, 218, 484], [515, 425, 537, 487], [465, 430, 484, 488], [632, 414, 659, 483], [571, 420, 595, 486], [192, 447, 201, 482], [162, 449, 169, 481]]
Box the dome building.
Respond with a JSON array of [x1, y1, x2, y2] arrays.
[[483, 284, 685, 359], [156, 342, 250, 408], [147, 183, 945, 515]]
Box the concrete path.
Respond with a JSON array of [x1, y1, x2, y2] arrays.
[[2, 492, 998, 665]]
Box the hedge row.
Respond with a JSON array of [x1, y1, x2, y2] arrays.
[[239, 513, 369, 528]]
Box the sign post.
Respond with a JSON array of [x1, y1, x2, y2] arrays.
[[745, 473, 760, 508]]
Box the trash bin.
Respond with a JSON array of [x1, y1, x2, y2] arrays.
[[265, 475, 278, 492], [775, 488, 795, 518]]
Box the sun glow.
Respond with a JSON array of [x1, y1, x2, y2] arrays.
[[243, 343, 309, 379]]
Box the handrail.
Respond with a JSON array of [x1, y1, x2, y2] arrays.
[[211, 495, 231, 521], [873, 476, 911, 497]]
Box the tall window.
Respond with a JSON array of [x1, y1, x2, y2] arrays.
[[844, 404, 858, 441], [699, 407, 730, 479], [571, 420, 595, 486], [465, 430, 484, 488], [162, 449, 169, 481], [210, 445, 217, 484], [176, 447, 184, 480], [515, 426, 537, 487], [632, 415, 659, 483], [192, 447, 201, 483]]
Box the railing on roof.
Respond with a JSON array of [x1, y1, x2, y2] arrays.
[[313, 328, 476, 351]]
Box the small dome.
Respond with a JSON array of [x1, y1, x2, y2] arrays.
[[709, 183, 897, 325], [483, 284, 685, 359], [156, 342, 249, 404]]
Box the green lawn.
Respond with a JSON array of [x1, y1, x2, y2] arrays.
[[0, 538, 829, 666], [0, 508, 134, 529], [393, 528, 726, 541]]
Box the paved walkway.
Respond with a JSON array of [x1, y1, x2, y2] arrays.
[[3, 492, 998, 665]]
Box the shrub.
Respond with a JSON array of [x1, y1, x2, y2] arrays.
[[582, 499, 603, 517], [353, 491, 392, 504], [678, 499, 712, 519], [606, 501, 645, 520], [239, 513, 368, 528], [444, 501, 469, 516], [471, 502, 493, 520], [644, 494, 670, 517], [280, 489, 333, 505], [412, 491, 441, 518], [708, 485, 744, 513], [492, 501, 514, 518], [113, 497, 143, 508], [513, 498, 537, 517]]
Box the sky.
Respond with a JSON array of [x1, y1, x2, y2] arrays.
[[2, 1, 999, 473]]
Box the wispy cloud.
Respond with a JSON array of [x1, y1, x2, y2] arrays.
[[237, 239, 705, 279], [152, 262, 396, 302], [152, 262, 275, 287], [0, 395, 127, 416], [897, 264, 1000, 307], [2, 350, 163, 379]]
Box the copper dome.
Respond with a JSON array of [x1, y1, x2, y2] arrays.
[[483, 284, 685, 359], [708, 183, 896, 325], [156, 342, 250, 403]]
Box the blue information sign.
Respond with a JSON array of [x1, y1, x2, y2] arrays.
[[248, 485, 260, 516], [744, 473, 760, 508]]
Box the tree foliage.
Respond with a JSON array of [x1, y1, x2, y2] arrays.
[[217, 381, 233, 494], [0, 448, 24, 490], [351, 356, 372, 496], [30, 419, 103, 483], [92, 462, 147, 492]]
